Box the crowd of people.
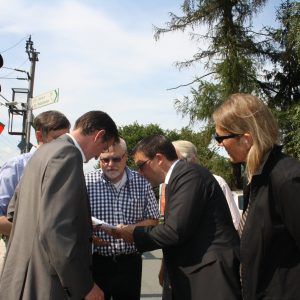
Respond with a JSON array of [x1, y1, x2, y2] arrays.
[[0, 93, 299, 300]]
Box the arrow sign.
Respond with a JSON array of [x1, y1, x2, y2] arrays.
[[31, 89, 59, 110]]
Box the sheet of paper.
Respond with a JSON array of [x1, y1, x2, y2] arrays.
[[91, 216, 117, 230]]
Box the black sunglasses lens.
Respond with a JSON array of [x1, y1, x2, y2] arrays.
[[112, 157, 121, 163], [214, 135, 223, 143]]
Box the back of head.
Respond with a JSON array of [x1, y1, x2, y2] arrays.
[[133, 134, 177, 161], [33, 110, 70, 138], [109, 137, 127, 153], [74, 110, 119, 142], [172, 140, 198, 163], [212, 93, 279, 180]]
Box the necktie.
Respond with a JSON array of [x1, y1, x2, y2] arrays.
[[238, 184, 250, 237], [159, 183, 167, 216], [238, 203, 250, 237]]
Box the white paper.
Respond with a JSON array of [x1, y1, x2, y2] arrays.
[[91, 216, 117, 230]]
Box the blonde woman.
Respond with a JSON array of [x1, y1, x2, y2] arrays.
[[213, 93, 300, 300]]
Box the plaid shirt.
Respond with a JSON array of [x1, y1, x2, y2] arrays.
[[85, 167, 159, 256]]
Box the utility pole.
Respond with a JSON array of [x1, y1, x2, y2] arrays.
[[22, 36, 39, 153]]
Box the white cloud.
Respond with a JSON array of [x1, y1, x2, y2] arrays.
[[0, 0, 202, 162]]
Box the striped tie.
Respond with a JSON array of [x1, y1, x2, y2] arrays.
[[238, 202, 250, 237]]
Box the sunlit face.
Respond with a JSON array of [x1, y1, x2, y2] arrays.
[[215, 124, 249, 163], [43, 128, 69, 143], [100, 144, 127, 183], [134, 151, 163, 187]]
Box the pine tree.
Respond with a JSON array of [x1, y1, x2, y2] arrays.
[[259, 1, 300, 158], [154, 0, 268, 188]]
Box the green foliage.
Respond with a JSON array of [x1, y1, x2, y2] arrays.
[[119, 122, 164, 153], [283, 103, 300, 159], [118, 122, 233, 187], [155, 0, 265, 116], [175, 81, 223, 123], [155, 0, 269, 188], [153, 0, 300, 179], [118, 122, 164, 168], [258, 1, 300, 158]]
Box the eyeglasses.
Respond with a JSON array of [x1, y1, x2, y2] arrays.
[[100, 153, 125, 164], [136, 159, 151, 171], [214, 133, 243, 144]]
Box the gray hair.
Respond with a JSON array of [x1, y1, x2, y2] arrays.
[[172, 140, 198, 163]]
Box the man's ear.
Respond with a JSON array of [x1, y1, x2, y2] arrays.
[[155, 153, 164, 165], [94, 129, 106, 142], [35, 131, 43, 144]]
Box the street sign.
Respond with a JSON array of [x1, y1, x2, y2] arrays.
[[31, 89, 59, 110]]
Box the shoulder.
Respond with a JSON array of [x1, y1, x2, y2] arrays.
[[127, 167, 141, 179], [126, 167, 152, 187], [0, 152, 32, 172], [213, 174, 229, 187], [173, 160, 211, 178], [85, 169, 102, 180], [268, 149, 300, 180], [170, 161, 216, 189], [85, 170, 106, 189], [38, 137, 78, 160]]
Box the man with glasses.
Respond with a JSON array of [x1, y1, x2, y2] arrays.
[[113, 135, 242, 300], [85, 138, 159, 300]]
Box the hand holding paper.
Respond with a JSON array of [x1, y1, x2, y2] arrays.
[[91, 216, 117, 230], [103, 224, 136, 242]]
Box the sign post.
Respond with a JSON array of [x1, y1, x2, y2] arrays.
[[31, 89, 59, 110]]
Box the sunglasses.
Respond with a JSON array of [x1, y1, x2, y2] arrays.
[[214, 133, 243, 143], [136, 159, 151, 171], [100, 153, 125, 164]]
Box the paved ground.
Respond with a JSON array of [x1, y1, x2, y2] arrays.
[[141, 249, 163, 300]]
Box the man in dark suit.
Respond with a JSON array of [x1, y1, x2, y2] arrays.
[[0, 111, 119, 300], [114, 135, 242, 300]]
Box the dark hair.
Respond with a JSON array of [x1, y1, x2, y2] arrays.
[[74, 110, 119, 141], [133, 134, 177, 161], [33, 110, 70, 138]]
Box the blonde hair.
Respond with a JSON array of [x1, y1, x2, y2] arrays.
[[172, 140, 199, 163], [212, 93, 279, 182]]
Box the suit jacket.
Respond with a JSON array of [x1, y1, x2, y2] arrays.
[[241, 146, 300, 300], [0, 135, 94, 299], [134, 161, 242, 300]]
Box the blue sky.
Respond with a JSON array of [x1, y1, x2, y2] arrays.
[[0, 0, 282, 168]]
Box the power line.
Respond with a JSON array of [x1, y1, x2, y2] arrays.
[[0, 77, 28, 80], [0, 35, 30, 54], [0, 59, 29, 77]]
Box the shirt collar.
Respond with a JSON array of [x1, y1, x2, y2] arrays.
[[66, 133, 86, 162], [30, 145, 37, 153], [165, 160, 180, 184], [113, 171, 127, 191]]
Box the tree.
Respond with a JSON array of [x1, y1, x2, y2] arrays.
[[119, 122, 165, 168], [155, 0, 268, 188], [94, 122, 233, 187], [258, 1, 300, 157], [120, 123, 232, 185]]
